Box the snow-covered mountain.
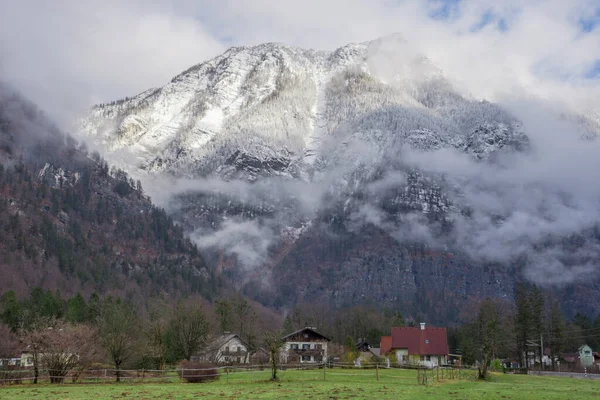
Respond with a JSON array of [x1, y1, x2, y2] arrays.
[[80, 35, 600, 321], [80, 35, 526, 176]]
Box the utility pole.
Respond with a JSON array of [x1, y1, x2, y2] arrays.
[[526, 339, 540, 369], [540, 334, 544, 371]]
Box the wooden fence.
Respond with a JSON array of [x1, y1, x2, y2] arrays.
[[0, 363, 472, 386]]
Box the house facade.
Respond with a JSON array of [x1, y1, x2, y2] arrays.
[[280, 327, 330, 364], [383, 323, 449, 368], [579, 345, 594, 368], [0, 352, 34, 368], [191, 333, 251, 364]]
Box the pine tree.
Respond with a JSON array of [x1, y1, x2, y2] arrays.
[[66, 293, 88, 323]]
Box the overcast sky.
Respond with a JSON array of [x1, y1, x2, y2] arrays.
[[0, 0, 599, 126]]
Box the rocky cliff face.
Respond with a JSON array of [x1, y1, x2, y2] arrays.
[[79, 36, 600, 321]]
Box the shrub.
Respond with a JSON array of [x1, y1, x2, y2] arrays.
[[178, 361, 220, 383], [0, 367, 24, 385], [490, 358, 503, 372]]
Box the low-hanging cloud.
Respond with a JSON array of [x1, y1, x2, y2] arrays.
[[191, 219, 274, 268], [384, 98, 600, 285]]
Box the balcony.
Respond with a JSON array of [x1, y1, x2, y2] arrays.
[[221, 349, 248, 357]]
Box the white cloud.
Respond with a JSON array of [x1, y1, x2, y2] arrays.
[[0, 0, 598, 131], [0, 0, 224, 125]]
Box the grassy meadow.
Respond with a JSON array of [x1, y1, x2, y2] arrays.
[[1, 368, 598, 399]]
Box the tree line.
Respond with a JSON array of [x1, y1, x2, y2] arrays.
[[453, 283, 600, 379], [0, 289, 284, 383], [2, 284, 598, 383]]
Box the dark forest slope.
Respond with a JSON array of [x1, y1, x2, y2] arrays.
[[0, 84, 217, 301]]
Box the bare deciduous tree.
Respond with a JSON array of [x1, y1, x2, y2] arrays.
[[19, 316, 51, 384], [263, 330, 283, 381], [171, 301, 209, 361], [143, 309, 169, 370], [39, 322, 97, 383], [97, 300, 139, 382], [477, 298, 501, 380]]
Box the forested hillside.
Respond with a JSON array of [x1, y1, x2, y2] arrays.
[[0, 84, 216, 301]]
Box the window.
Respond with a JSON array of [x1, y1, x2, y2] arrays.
[[315, 344, 322, 350], [304, 334, 309, 338], [302, 344, 311, 350], [236, 357, 240, 363], [290, 344, 299, 350], [301, 355, 311, 362], [425, 339, 430, 344], [27, 357, 33, 364], [237, 347, 241, 352], [225, 346, 229, 353], [426, 356, 431, 361], [401, 355, 407, 361]]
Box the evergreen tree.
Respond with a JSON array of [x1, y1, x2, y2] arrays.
[[514, 283, 531, 368], [66, 293, 88, 323], [0, 290, 21, 331]]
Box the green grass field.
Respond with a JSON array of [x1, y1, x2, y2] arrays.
[[1, 368, 598, 399]]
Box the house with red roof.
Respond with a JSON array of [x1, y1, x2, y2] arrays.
[[381, 323, 449, 368]]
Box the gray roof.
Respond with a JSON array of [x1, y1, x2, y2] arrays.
[[197, 333, 249, 356]]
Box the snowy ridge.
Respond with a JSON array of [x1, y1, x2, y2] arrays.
[[80, 37, 471, 176]]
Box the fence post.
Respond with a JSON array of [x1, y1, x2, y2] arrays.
[[376, 363, 379, 381], [226, 367, 229, 383], [104, 369, 107, 383], [323, 362, 326, 381]]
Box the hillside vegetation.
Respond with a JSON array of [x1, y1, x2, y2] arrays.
[[0, 84, 216, 301]]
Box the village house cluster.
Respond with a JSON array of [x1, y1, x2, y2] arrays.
[[2, 324, 599, 371]]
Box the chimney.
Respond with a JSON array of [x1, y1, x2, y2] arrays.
[[420, 323, 426, 330]]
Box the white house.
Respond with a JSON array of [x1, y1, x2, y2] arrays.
[[280, 327, 330, 364], [191, 333, 251, 364]]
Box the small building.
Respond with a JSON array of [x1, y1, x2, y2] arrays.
[[280, 327, 330, 364], [250, 347, 270, 364], [579, 345, 594, 368], [0, 356, 21, 367], [0, 351, 34, 368], [355, 339, 372, 353], [561, 345, 596, 370], [384, 323, 449, 368], [191, 333, 251, 364]]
